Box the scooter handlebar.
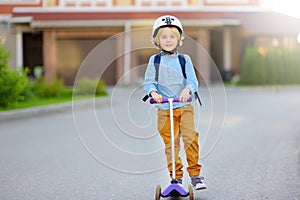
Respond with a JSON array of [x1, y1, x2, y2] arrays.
[[150, 97, 192, 104]]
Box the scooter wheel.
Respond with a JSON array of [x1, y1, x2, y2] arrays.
[[155, 185, 161, 200], [188, 184, 194, 200]]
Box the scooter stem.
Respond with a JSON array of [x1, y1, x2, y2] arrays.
[[168, 98, 176, 180]]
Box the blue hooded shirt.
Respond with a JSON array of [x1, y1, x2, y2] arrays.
[[143, 53, 199, 110]]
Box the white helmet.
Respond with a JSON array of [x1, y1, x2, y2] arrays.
[[152, 15, 183, 39]]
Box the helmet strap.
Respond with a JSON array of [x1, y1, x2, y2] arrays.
[[161, 48, 177, 55]]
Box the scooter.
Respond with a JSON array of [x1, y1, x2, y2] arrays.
[[150, 97, 194, 200]]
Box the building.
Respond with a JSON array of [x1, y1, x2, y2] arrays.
[[1, 0, 300, 85]]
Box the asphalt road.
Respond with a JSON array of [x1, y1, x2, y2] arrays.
[[0, 86, 299, 200]]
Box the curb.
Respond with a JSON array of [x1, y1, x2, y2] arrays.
[[0, 97, 110, 122]]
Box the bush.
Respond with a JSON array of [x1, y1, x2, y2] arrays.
[[31, 76, 64, 98], [74, 78, 108, 96], [239, 46, 300, 85], [0, 45, 30, 108]]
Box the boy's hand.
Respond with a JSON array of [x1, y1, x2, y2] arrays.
[[150, 91, 162, 103], [180, 88, 191, 102]]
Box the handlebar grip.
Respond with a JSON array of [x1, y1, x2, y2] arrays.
[[150, 97, 192, 104]]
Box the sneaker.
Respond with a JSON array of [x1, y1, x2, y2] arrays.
[[191, 176, 207, 190], [171, 178, 183, 185], [176, 178, 183, 185]]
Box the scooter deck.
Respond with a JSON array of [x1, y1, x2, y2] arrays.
[[161, 183, 189, 198]]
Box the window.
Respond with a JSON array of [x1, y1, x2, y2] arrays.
[[204, 0, 259, 5], [136, 0, 188, 7], [59, 0, 112, 7], [0, 0, 40, 4]]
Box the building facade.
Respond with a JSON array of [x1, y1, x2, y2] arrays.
[[1, 0, 300, 85]]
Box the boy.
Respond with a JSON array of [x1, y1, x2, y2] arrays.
[[143, 15, 207, 190]]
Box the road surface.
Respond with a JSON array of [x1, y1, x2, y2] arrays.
[[0, 86, 299, 200]]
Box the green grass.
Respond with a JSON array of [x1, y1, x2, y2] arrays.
[[0, 98, 65, 111]]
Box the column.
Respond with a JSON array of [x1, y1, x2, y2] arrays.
[[195, 29, 211, 84], [116, 32, 124, 84], [123, 21, 131, 84], [43, 30, 57, 83], [223, 28, 232, 81], [16, 31, 23, 68]]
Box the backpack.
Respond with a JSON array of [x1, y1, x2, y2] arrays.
[[143, 53, 202, 106]]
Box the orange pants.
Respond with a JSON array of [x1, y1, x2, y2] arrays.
[[157, 104, 202, 178]]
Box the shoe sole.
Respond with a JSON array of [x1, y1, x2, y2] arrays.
[[195, 187, 207, 190], [193, 186, 207, 190]]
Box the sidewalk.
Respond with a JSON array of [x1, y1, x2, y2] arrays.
[[0, 97, 110, 121]]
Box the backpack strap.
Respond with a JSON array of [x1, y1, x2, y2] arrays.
[[178, 54, 187, 79], [194, 91, 202, 106], [154, 54, 161, 81]]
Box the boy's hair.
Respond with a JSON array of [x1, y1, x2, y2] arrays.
[[152, 26, 183, 47]]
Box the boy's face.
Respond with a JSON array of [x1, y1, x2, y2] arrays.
[[158, 27, 179, 53]]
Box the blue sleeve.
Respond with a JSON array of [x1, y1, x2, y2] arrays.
[[184, 54, 199, 93], [143, 55, 158, 95]]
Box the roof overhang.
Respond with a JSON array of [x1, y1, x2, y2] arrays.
[[8, 7, 300, 35], [28, 18, 240, 29]]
